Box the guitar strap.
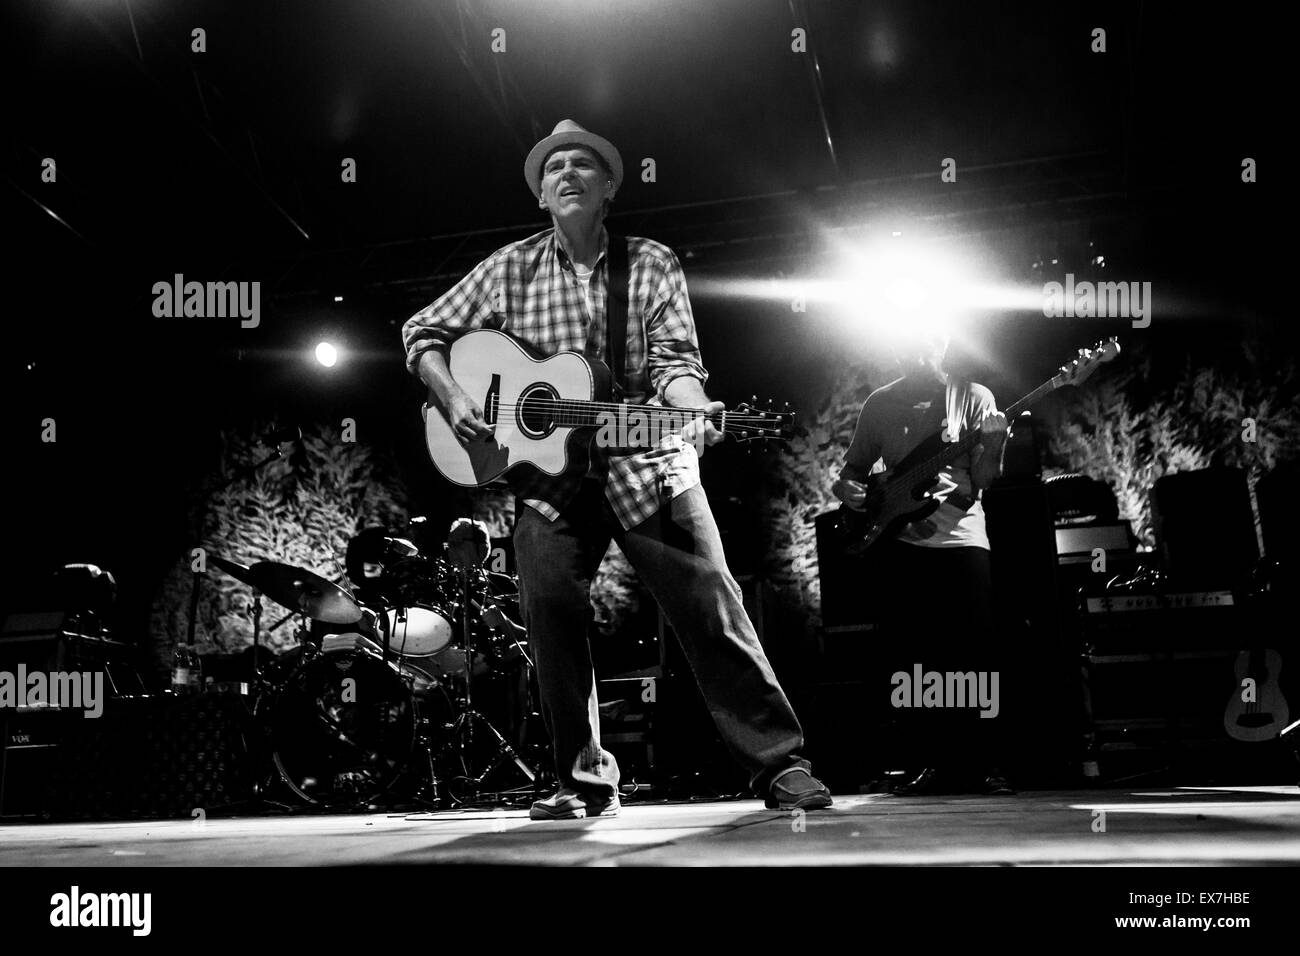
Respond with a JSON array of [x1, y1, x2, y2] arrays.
[[604, 232, 630, 402], [945, 378, 978, 512], [944, 378, 970, 443]]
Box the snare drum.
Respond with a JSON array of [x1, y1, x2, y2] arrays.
[[384, 603, 455, 657]]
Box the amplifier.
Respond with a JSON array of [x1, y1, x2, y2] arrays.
[[1080, 649, 1296, 784], [1081, 590, 1242, 652], [597, 676, 659, 780], [0, 709, 69, 818], [814, 510, 886, 628], [1152, 468, 1258, 588], [1077, 588, 1297, 782], [1257, 461, 1300, 562], [1055, 522, 1134, 564], [0, 611, 144, 696], [596, 670, 741, 792], [0, 692, 258, 821], [1083, 590, 1235, 615]]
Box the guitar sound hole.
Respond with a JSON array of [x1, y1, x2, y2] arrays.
[[1236, 713, 1275, 728], [517, 384, 558, 438]]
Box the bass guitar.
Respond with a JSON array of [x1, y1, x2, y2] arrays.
[[836, 337, 1120, 556]]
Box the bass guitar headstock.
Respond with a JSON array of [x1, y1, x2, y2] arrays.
[[1053, 337, 1121, 390]]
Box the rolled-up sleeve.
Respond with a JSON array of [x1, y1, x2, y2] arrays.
[[644, 252, 708, 402], [402, 253, 501, 375]]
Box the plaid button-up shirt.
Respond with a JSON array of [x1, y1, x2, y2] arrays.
[[402, 226, 709, 530]]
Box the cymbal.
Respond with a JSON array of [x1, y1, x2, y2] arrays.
[[209, 555, 260, 588], [247, 561, 362, 624]]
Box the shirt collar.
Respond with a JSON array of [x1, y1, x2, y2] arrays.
[[552, 225, 609, 273]]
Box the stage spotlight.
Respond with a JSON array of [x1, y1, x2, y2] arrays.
[[835, 236, 979, 339], [687, 228, 1046, 331], [885, 274, 927, 311], [315, 341, 339, 368]]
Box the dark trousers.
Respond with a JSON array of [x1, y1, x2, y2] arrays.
[[514, 481, 810, 800], [874, 541, 1006, 771]]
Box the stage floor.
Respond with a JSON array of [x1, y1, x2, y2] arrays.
[[3, 786, 1299, 866]]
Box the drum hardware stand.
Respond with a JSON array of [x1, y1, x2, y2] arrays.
[[251, 592, 264, 681], [438, 565, 536, 805], [412, 715, 443, 807], [373, 604, 424, 807]]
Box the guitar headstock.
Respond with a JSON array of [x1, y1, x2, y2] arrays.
[[728, 398, 799, 446], [1053, 337, 1121, 389]]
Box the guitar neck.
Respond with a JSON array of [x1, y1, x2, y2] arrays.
[[516, 397, 775, 438], [902, 377, 1058, 482]]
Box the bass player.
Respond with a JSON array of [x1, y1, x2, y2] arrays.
[[832, 328, 1015, 795]]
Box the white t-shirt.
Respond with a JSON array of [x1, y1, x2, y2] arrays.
[[842, 376, 997, 550]]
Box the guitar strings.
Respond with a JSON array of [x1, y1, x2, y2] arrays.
[[489, 398, 780, 418], [868, 381, 1049, 507], [488, 400, 782, 429]]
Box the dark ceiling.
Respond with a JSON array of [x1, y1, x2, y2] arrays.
[[6, 1, 1281, 268]]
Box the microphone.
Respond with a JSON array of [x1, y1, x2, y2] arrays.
[[262, 424, 302, 446]]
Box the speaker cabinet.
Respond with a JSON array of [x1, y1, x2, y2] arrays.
[[1152, 468, 1259, 589], [1256, 461, 1300, 562], [814, 510, 886, 628]]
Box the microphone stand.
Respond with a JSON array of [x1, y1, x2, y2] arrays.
[[185, 438, 294, 649]]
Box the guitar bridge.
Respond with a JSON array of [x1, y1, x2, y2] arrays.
[[483, 373, 500, 426]]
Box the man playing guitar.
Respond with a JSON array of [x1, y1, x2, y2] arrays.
[[832, 329, 1015, 795], [402, 120, 831, 819]]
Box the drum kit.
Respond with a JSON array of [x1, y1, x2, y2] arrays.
[[209, 522, 545, 811]]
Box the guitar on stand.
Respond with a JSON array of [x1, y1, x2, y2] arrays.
[[1224, 649, 1290, 742], [835, 338, 1121, 557]]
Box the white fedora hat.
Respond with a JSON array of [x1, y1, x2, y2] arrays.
[[524, 119, 623, 199]]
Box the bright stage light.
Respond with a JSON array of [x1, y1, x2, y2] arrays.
[[833, 236, 979, 338], [685, 228, 1049, 342], [885, 274, 927, 312], [315, 342, 339, 368]]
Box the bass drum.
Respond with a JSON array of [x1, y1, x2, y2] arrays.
[[262, 644, 417, 807], [382, 556, 456, 657]]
